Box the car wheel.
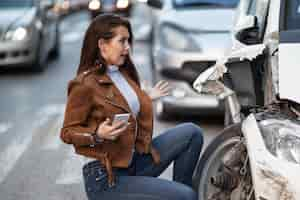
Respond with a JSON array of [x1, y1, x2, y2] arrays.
[[32, 37, 46, 72], [49, 24, 61, 59], [192, 123, 254, 200]]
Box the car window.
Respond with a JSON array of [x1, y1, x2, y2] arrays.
[[245, 0, 269, 40], [0, 0, 33, 8], [247, 0, 256, 15], [283, 0, 300, 30], [173, 0, 239, 8]]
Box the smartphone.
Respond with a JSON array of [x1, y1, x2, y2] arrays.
[[112, 113, 130, 125]]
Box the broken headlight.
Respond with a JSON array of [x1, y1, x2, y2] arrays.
[[259, 119, 300, 164]]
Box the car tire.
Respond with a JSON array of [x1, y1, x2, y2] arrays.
[[32, 37, 46, 72], [192, 123, 248, 200], [49, 24, 61, 59]]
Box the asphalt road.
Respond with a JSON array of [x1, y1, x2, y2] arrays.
[[0, 9, 223, 200]]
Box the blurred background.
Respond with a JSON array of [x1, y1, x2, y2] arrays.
[[0, 0, 241, 199]]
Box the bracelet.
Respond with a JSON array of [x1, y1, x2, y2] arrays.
[[93, 133, 104, 144]]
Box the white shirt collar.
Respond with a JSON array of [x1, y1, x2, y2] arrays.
[[107, 65, 119, 73]]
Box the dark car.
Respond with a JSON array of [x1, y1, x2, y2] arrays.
[[0, 0, 61, 71], [88, 0, 132, 18]]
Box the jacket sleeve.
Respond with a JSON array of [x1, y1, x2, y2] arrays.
[[60, 81, 97, 146]]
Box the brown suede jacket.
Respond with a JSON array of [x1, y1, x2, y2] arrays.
[[60, 66, 160, 186]]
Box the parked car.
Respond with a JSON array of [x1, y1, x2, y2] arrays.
[[63, 0, 89, 12], [88, 0, 132, 18], [147, 0, 240, 119], [0, 0, 61, 71]]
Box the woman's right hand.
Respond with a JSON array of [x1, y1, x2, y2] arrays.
[[96, 118, 128, 141]]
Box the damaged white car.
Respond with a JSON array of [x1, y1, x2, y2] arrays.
[[192, 0, 300, 199]]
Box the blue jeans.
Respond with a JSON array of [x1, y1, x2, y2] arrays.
[[83, 122, 204, 200]]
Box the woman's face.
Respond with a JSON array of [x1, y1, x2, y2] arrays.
[[99, 26, 130, 66]]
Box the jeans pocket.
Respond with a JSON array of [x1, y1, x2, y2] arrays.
[[83, 163, 109, 195]]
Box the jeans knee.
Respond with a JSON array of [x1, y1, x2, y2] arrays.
[[183, 122, 204, 145]]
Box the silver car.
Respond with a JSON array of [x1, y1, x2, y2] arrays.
[[0, 0, 60, 71], [147, 0, 239, 119]]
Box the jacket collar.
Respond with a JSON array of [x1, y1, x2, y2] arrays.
[[94, 70, 131, 113], [94, 66, 130, 86], [96, 74, 113, 85]]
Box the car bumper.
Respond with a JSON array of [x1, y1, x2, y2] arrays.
[[157, 80, 224, 116], [154, 48, 224, 115], [154, 47, 222, 71], [0, 37, 38, 67]]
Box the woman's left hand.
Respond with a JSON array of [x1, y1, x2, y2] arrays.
[[148, 80, 171, 101]]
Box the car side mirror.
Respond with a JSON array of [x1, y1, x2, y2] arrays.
[[147, 0, 163, 9], [235, 15, 260, 45]]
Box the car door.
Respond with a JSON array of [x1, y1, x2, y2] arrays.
[[278, 0, 300, 104]]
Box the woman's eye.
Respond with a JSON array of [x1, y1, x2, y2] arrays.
[[120, 39, 128, 45]]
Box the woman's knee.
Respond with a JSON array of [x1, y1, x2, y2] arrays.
[[181, 122, 204, 145]]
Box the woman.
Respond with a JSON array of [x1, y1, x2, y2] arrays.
[[60, 14, 203, 200]]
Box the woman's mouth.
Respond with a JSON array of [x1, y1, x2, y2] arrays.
[[120, 54, 127, 59]]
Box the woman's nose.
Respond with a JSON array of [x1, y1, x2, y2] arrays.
[[124, 41, 130, 51]]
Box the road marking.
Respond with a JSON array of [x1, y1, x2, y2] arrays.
[[41, 114, 64, 151], [0, 122, 13, 135], [0, 104, 66, 184], [39, 104, 65, 150], [56, 149, 94, 185], [0, 117, 52, 183]]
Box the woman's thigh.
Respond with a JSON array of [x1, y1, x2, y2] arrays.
[[135, 122, 203, 176], [88, 175, 197, 200]]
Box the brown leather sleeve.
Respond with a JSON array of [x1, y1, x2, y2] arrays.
[[60, 81, 97, 146]]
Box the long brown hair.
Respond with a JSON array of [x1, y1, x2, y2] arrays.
[[77, 14, 140, 85]]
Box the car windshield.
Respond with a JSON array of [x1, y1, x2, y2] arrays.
[[173, 0, 239, 8], [0, 0, 33, 8]]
